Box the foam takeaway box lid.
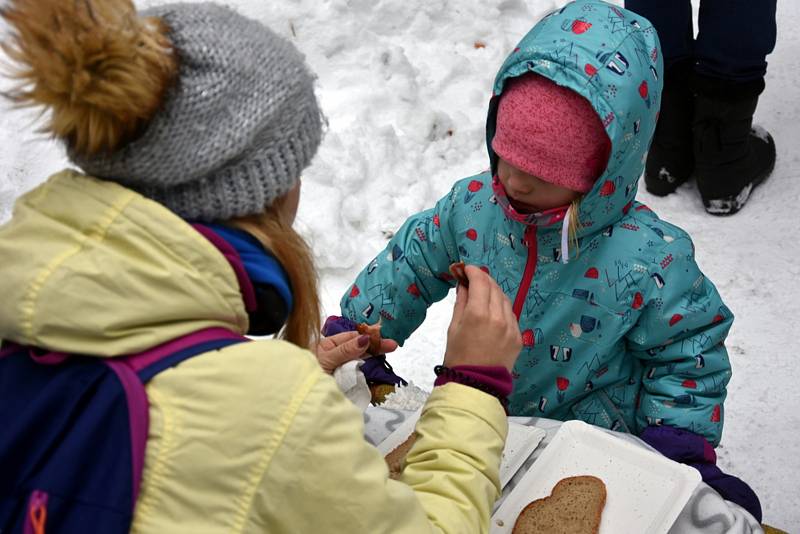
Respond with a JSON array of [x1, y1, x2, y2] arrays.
[[491, 420, 701, 534]]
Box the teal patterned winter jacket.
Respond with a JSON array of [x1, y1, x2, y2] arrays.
[[341, 1, 733, 446]]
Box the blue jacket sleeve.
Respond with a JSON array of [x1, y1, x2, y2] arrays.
[[626, 235, 733, 446], [340, 186, 461, 345]]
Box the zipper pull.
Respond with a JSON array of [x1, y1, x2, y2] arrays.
[[26, 490, 48, 534], [522, 225, 537, 248]]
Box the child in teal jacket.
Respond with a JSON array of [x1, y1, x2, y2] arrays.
[[337, 0, 761, 520]]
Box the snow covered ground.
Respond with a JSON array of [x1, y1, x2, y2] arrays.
[[1, 0, 798, 529]]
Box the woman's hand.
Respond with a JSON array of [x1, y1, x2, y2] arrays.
[[314, 331, 399, 374], [444, 265, 522, 371]]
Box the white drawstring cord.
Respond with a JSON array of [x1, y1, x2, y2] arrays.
[[560, 204, 571, 265]]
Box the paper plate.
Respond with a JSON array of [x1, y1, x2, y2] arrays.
[[491, 420, 701, 534], [377, 410, 545, 488]]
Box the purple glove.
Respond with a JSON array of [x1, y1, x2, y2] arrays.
[[640, 425, 762, 522], [322, 316, 407, 387], [322, 315, 360, 336]]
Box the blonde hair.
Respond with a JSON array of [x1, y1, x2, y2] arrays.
[[229, 197, 321, 351], [567, 196, 583, 259], [0, 0, 178, 156]]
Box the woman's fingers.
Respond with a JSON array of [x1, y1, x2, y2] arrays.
[[444, 264, 522, 371], [379, 338, 399, 354], [315, 330, 399, 374], [451, 283, 468, 327], [462, 265, 490, 315], [318, 331, 360, 351], [315, 331, 369, 373]]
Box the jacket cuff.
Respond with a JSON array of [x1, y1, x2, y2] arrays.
[[639, 425, 717, 464], [433, 365, 513, 414], [322, 315, 359, 336], [424, 382, 508, 439]]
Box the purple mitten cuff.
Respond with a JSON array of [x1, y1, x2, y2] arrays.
[[322, 315, 359, 336], [693, 463, 763, 522], [360, 355, 408, 387], [640, 425, 717, 464], [640, 425, 761, 522]]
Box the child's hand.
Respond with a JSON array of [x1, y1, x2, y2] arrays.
[[314, 331, 399, 374], [444, 265, 522, 372]]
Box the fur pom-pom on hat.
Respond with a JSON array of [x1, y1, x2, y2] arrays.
[[0, 0, 177, 157], [1, 1, 323, 222]]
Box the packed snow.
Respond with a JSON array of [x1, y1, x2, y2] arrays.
[[1, 0, 798, 529]]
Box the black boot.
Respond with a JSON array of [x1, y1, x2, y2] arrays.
[[693, 75, 776, 215], [644, 59, 695, 196]]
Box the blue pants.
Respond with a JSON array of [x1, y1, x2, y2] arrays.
[[624, 0, 777, 82]]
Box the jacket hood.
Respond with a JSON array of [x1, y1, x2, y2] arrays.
[[486, 0, 663, 237], [0, 170, 249, 356]]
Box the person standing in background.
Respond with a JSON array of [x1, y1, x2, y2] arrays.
[[625, 0, 777, 215]]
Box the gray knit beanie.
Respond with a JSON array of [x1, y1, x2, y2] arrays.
[[70, 2, 323, 221]]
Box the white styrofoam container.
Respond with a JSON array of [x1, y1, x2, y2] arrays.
[[377, 410, 546, 488], [500, 424, 547, 488], [376, 408, 422, 456], [491, 420, 701, 534]]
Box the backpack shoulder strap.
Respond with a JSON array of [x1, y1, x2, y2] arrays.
[[104, 327, 248, 505], [0, 343, 27, 359], [0, 329, 249, 533], [124, 327, 248, 381]]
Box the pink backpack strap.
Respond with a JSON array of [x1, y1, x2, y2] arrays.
[[104, 328, 248, 505], [1, 343, 69, 364], [0, 343, 24, 359]]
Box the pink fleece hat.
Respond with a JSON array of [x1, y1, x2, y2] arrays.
[[491, 73, 611, 193]]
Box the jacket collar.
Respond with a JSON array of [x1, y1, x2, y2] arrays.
[[193, 224, 293, 336]]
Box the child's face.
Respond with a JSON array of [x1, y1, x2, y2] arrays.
[[497, 159, 581, 213]]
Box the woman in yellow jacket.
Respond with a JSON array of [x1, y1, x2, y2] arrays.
[[0, 0, 522, 533]]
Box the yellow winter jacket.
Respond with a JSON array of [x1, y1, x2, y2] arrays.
[[0, 170, 508, 533]]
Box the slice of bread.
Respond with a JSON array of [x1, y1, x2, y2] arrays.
[[511, 475, 606, 534], [384, 432, 418, 480]]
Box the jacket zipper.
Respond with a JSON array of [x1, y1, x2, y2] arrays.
[[512, 225, 538, 319]]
